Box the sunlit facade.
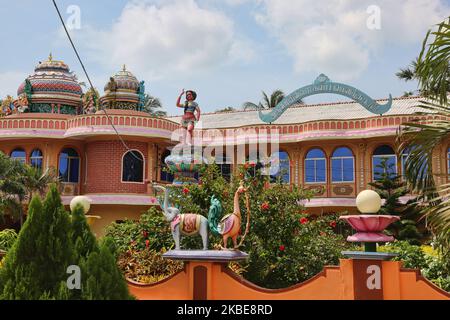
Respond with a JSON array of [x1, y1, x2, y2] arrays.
[[1, 55, 448, 235]]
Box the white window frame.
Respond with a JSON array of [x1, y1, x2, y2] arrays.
[[331, 155, 355, 183], [121, 149, 145, 184], [305, 157, 327, 184], [30, 149, 43, 169], [59, 149, 81, 184]]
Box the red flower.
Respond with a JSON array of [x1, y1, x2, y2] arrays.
[[279, 245, 285, 251], [142, 230, 149, 238], [145, 239, 150, 248], [249, 162, 256, 167], [182, 188, 189, 195], [300, 217, 309, 224], [329, 221, 337, 228], [261, 202, 270, 211]]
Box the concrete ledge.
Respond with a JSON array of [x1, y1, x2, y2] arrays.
[[163, 250, 249, 262], [342, 251, 398, 261]]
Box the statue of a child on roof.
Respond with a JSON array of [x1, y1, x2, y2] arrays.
[[176, 89, 201, 145]]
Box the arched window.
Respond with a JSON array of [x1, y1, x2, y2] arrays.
[[10, 148, 26, 164], [122, 150, 144, 183], [59, 148, 80, 183], [269, 151, 290, 183], [372, 145, 397, 181], [30, 149, 43, 170], [305, 148, 326, 183], [160, 150, 174, 183], [331, 147, 354, 183]]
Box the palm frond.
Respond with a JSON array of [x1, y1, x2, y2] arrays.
[[416, 17, 450, 105]]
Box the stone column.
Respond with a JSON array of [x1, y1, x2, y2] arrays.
[[357, 143, 367, 193]]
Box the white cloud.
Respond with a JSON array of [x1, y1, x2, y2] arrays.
[[72, 0, 255, 81], [0, 71, 27, 98], [253, 0, 450, 80]]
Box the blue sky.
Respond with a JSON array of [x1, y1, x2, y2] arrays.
[[0, 0, 449, 115]]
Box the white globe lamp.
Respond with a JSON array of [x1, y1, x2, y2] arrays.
[[356, 190, 381, 214], [70, 196, 91, 214]]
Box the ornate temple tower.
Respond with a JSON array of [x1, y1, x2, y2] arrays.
[[100, 65, 145, 111], [15, 54, 83, 114]]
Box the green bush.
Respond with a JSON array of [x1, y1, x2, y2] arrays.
[[379, 241, 450, 292], [105, 206, 174, 253], [379, 241, 428, 269], [0, 185, 132, 300]]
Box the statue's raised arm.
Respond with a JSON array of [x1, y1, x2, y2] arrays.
[[178, 89, 200, 145]]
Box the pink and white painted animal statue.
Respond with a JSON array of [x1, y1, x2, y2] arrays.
[[208, 182, 250, 250]]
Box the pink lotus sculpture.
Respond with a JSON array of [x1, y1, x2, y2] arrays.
[[339, 190, 400, 253], [339, 215, 400, 242]]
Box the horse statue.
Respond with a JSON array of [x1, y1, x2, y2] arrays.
[[153, 184, 209, 250], [208, 182, 250, 250]]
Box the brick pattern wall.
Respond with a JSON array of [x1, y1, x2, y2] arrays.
[[84, 140, 148, 194]]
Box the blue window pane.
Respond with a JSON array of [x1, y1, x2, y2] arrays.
[[11, 149, 26, 158], [69, 158, 80, 183], [270, 152, 290, 184], [59, 157, 69, 182], [333, 147, 352, 157], [373, 156, 397, 180], [385, 157, 397, 177], [343, 158, 354, 181], [316, 159, 326, 182], [332, 159, 342, 182], [31, 149, 42, 158], [305, 159, 315, 182], [306, 149, 325, 159], [31, 158, 43, 169]]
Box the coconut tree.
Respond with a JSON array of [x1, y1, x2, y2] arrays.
[[397, 17, 450, 250], [21, 166, 59, 204], [243, 90, 302, 111], [143, 94, 166, 117], [0, 153, 26, 222]]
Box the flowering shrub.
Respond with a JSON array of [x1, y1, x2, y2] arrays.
[[167, 163, 353, 289], [105, 206, 173, 253]]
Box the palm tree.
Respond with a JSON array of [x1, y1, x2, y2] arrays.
[[0, 153, 26, 222], [143, 94, 167, 117], [21, 166, 59, 202], [397, 17, 450, 251], [243, 90, 301, 111]]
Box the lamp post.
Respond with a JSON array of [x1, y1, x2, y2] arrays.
[[70, 196, 101, 226], [340, 190, 400, 258], [356, 190, 381, 252]]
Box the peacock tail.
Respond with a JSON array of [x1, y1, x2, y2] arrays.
[[208, 195, 223, 236]]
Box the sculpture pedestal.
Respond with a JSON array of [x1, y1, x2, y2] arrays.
[[163, 250, 249, 262], [162, 250, 248, 300]]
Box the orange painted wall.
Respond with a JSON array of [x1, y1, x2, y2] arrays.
[[128, 259, 450, 300]]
